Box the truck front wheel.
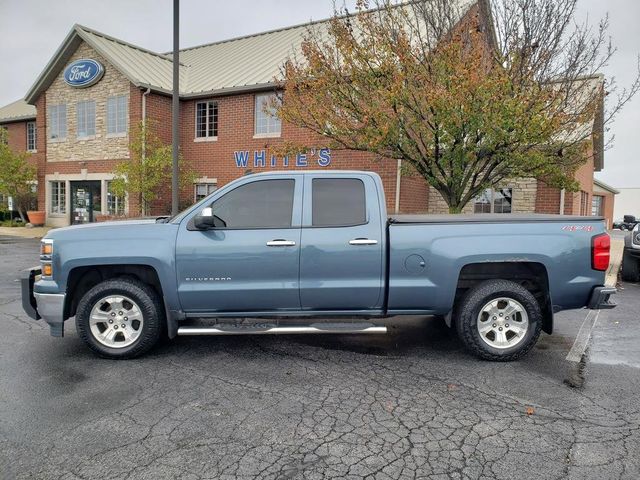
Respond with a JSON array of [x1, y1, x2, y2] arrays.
[[75, 278, 163, 359], [454, 279, 542, 361]]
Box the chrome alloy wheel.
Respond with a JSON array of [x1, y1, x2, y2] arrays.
[[89, 295, 144, 348], [476, 297, 529, 349]]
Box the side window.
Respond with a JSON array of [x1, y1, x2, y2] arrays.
[[312, 178, 366, 227], [211, 179, 294, 228]]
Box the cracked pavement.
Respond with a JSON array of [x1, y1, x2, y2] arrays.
[[1, 237, 639, 479]]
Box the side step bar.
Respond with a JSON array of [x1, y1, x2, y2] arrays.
[[177, 323, 387, 336]]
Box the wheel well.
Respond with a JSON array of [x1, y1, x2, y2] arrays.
[[64, 265, 163, 319], [454, 262, 553, 334]]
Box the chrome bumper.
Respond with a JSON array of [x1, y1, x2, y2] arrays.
[[21, 267, 66, 337]]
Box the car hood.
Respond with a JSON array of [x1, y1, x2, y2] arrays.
[[44, 219, 161, 240]]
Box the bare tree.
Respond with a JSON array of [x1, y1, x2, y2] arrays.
[[491, 0, 640, 149]]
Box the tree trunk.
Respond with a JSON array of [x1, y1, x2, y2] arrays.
[[16, 205, 26, 223], [448, 205, 463, 214]]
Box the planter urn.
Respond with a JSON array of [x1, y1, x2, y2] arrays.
[[27, 211, 46, 226]]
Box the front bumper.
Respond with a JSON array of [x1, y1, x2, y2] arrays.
[[587, 286, 616, 310], [21, 267, 66, 337]]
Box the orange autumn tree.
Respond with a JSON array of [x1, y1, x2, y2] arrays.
[[276, 0, 639, 213]]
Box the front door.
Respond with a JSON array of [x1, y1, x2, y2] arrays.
[[176, 176, 303, 313], [71, 181, 101, 224]]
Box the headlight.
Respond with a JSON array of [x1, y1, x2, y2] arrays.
[[634, 232, 640, 245], [40, 239, 53, 277]]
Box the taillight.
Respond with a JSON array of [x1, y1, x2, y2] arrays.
[[592, 233, 610, 271]]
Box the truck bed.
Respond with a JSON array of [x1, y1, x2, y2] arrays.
[[389, 214, 604, 224]]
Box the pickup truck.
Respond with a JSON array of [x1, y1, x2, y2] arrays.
[[22, 171, 615, 361]]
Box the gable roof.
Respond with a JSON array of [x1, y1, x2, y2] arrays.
[[24, 1, 477, 103], [594, 178, 620, 195], [25, 24, 189, 103], [0, 99, 36, 124]]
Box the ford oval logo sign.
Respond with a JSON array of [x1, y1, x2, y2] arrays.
[[63, 59, 104, 88]]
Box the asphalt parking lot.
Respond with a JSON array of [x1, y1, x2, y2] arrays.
[[1, 236, 639, 479]]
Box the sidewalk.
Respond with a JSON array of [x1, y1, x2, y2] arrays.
[[0, 226, 51, 239], [606, 236, 625, 287]]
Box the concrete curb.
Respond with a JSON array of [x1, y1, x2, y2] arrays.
[[0, 226, 51, 239], [606, 237, 624, 287]]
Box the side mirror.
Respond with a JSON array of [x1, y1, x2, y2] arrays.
[[194, 207, 216, 230]]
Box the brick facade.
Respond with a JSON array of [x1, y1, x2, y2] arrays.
[[1, 8, 607, 227], [45, 43, 130, 163]]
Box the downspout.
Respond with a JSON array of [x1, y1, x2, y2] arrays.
[[395, 159, 402, 214], [141, 87, 151, 215], [559, 188, 565, 215]]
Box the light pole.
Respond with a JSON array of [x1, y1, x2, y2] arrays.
[[171, 0, 180, 216]]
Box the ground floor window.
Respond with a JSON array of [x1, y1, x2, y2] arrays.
[[474, 188, 512, 214], [580, 191, 589, 216], [106, 181, 125, 216], [592, 195, 603, 216], [50, 181, 66, 214], [194, 183, 217, 202]]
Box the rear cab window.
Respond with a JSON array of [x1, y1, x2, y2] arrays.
[[311, 178, 366, 227]]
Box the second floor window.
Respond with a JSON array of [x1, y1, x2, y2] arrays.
[[254, 93, 281, 136], [76, 100, 96, 138], [196, 101, 218, 138], [27, 121, 36, 151], [107, 95, 128, 135], [49, 104, 67, 140]]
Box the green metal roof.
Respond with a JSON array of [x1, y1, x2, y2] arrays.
[[0, 99, 36, 124], [23, 1, 476, 103]]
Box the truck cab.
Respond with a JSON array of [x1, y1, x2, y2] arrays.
[[175, 171, 387, 315]]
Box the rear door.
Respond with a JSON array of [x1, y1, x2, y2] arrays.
[[299, 174, 385, 311]]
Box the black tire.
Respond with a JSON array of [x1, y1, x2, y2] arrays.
[[621, 251, 640, 283], [454, 279, 543, 361], [76, 278, 164, 359]]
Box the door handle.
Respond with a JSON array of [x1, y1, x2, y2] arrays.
[[349, 238, 378, 245], [266, 239, 296, 247]]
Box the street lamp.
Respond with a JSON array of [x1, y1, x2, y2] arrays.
[[172, 0, 180, 216]]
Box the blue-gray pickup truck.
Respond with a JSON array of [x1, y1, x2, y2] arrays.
[[22, 171, 615, 360]]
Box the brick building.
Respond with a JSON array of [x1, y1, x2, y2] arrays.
[[0, 0, 611, 227]]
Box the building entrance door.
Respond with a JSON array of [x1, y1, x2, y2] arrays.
[[71, 181, 102, 224]]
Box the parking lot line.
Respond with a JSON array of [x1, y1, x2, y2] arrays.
[[566, 309, 600, 362]]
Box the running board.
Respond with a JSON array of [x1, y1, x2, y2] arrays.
[[177, 322, 387, 336]]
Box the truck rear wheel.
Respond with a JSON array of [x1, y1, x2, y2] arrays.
[[621, 251, 640, 282], [75, 278, 163, 359], [454, 279, 542, 361]]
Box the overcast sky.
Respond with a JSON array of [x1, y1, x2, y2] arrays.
[[1, 0, 638, 188]]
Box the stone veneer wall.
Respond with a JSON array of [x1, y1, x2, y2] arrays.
[[45, 42, 130, 162], [427, 178, 538, 214]]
